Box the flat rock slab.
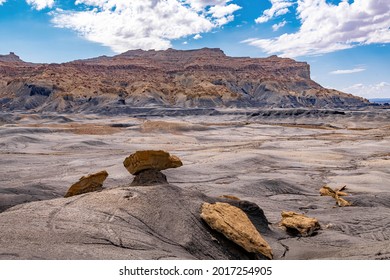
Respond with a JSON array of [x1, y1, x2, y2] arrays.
[[200, 202, 273, 259], [64, 170, 108, 198], [123, 150, 182, 175]]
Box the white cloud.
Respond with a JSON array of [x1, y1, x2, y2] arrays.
[[183, 41, 188, 45], [255, 0, 294, 23], [193, 34, 202, 39], [246, 0, 390, 57], [0, 0, 6, 5], [330, 68, 366, 75], [272, 20, 287, 31], [185, 0, 231, 11], [51, 0, 241, 53], [26, 0, 55, 10], [208, 4, 242, 26], [343, 82, 390, 99]]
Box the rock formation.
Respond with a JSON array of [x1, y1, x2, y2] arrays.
[[200, 202, 273, 259], [64, 170, 108, 198], [280, 211, 320, 237], [0, 48, 369, 113], [320, 185, 352, 207], [0, 183, 275, 260], [130, 168, 168, 186], [123, 150, 182, 175]]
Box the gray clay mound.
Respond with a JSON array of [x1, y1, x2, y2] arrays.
[[0, 183, 273, 260]]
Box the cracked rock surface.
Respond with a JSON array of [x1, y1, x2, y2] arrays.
[[0, 184, 273, 260]]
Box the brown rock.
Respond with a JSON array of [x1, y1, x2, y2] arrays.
[[200, 202, 273, 259], [0, 49, 369, 113], [320, 186, 336, 197], [280, 211, 320, 237], [123, 150, 182, 175], [219, 194, 240, 200], [335, 196, 352, 207], [64, 170, 108, 198], [320, 185, 351, 207]]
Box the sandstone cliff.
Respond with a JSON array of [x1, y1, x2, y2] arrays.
[[0, 48, 369, 113]]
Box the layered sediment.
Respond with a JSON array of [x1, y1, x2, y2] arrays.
[[0, 48, 369, 113]]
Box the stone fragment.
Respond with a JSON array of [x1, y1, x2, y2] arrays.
[[335, 196, 352, 207], [200, 202, 273, 259], [219, 194, 240, 200], [64, 170, 108, 198], [320, 185, 348, 197], [320, 185, 351, 207], [320, 186, 336, 197], [280, 211, 320, 237], [123, 150, 182, 175]]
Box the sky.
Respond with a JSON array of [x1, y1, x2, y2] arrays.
[[0, 0, 389, 99]]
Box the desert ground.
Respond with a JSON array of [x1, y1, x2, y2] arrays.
[[0, 108, 389, 259]]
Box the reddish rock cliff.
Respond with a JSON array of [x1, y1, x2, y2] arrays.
[[0, 48, 369, 113]]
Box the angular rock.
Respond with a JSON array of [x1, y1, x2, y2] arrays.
[[123, 150, 182, 175], [320, 185, 348, 197], [320, 186, 337, 197], [200, 202, 273, 259], [280, 211, 320, 237], [320, 185, 351, 207], [219, 194, 240, 200], [64, 170, 108, 198], [335, 196, 352, 207]]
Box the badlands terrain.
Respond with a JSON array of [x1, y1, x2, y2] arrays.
[[0, 108, 389, 259], [0, 49, 389, 259]]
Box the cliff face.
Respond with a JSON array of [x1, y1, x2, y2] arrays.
[[0, 48, 369, 113]]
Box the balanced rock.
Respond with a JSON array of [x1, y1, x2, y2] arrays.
[[123, 150, 182, 175], [200, 202, 273, 259], [280, 211, 320, 237], [64, 170, 108, 198]]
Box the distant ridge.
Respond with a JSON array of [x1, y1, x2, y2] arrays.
[[369, 98, 390, 104], [0, 48, 370, 113], [0, 52, 24, 63]]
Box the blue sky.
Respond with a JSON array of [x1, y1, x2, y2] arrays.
[[0, 0, 389, 99]]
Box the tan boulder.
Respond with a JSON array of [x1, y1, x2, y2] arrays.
[[280, 211, 320, 236], [123, 150, 182, 175], [64, 170, 108, 198], [200, 202, 273, 259]]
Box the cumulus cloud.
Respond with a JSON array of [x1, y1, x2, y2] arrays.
[[26, 0, 55, 10], [208, 4, 242, 26], [343, 82, 390, 99], [185, 0, 232, 11], [255, 0, 294, 23], [246, 0, 390, 57], [193, 34, 202, 39], [272, 20, 287, 31], [330, 68, 366, 75], [51, 0, 241, 52]]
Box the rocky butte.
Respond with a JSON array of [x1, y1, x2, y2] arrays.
[[0, 48, 369, 113]]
